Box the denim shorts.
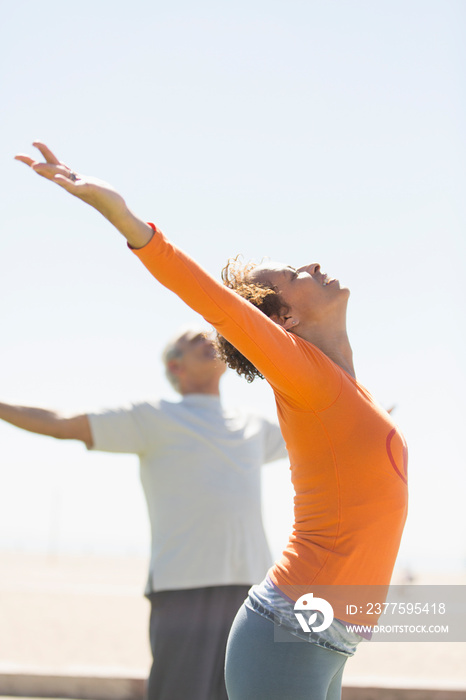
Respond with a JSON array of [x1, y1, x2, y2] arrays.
[[247, 575, 363, 656]]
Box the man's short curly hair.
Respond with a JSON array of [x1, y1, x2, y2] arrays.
[[215, 256, 288, 382]]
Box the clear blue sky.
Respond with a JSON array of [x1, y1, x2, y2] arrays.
[[0, 0, 465, 570]]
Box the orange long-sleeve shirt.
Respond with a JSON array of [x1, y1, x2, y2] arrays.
[[133, 225, 408, 617]]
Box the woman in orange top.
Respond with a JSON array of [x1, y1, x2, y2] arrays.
[[16, 143, 408, 700]]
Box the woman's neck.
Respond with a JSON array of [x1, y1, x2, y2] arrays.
[[294, 322, 355, 378]]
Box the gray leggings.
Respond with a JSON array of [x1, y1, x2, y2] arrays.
[[225, 604, 348, 700]]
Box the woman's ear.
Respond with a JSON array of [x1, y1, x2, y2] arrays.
[[270, 314, 299, 330]]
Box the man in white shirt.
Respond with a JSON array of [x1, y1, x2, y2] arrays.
[[0, 327, 287, 700]]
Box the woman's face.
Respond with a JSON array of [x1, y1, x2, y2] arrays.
[[249, 261, 349, 326]]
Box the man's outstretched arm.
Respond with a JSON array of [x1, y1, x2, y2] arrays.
[[0, 402, 93, 447]]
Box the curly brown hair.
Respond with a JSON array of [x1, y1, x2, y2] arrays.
[[215, 256, 289, 382]]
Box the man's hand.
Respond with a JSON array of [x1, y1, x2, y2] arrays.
[[15, 142, 154, 249]]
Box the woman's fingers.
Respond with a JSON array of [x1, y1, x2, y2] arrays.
[[31, 141, 61, 165], [15, 142, 69, 176], [15, 147, 80, 186], [14, 155, 58, 179], [30, 161, 72, 182], [14, 154, 36, 167]]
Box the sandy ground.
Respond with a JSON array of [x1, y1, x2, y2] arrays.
[[1, 552, 465, 688]]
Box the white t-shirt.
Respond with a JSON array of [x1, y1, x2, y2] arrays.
[[88, 394, 287, 593]]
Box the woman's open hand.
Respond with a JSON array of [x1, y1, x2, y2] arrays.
[[15, 142, 154, 249], [15, 142, 127, 222]]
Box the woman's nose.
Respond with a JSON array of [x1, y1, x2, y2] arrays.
[[298, 263, 320, 275]]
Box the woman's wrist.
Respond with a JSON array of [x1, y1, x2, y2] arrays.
[[113, 208, 154, 249]]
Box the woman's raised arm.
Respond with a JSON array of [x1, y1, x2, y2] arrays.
[[15, 142, 153, 250], [15, 142, 339, 407]]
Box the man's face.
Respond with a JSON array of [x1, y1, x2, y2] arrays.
[[174, 332, 226, 389]]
